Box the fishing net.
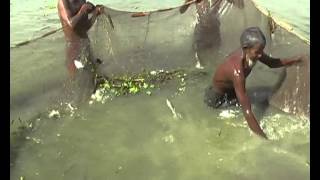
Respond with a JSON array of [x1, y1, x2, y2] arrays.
[[89, 0, 309, 117], [90, 0, 268, 75], [10, 0, 309, 129]]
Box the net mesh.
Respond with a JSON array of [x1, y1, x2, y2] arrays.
[[10, 0, 309, 127]]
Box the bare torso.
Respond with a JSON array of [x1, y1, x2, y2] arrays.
[[58, 0, 91, 42], [57, 0, 96, 77], [213, 49, 253, 93]]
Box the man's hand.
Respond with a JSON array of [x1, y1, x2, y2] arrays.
[[289, 55, 304, 66], [80, 3, 95, 14], [95, 5, 105, 15], [86, 2, 95, 8]]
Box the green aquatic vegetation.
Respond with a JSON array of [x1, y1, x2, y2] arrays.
[[46, 5, 56, 10], [91, 69, 189, 103]]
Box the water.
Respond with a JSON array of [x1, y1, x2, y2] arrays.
[[10, 78, 309, 180], [10, 0, 309, 47], [10, 0, 185, 46], [252, 0, 310, 41], [10, 0, 310, 180]]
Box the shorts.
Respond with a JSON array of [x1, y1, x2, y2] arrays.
[[204, 85, 238, 108]]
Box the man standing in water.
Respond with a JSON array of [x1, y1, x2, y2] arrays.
[[204, 27, 303, 139], [180, 0, 244, 69], [58, 0, 104, 102]]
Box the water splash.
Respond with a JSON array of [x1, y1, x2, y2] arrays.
[[260, 113, 309, 140]]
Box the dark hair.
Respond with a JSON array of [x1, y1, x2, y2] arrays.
[[240, 27, 266, 49]]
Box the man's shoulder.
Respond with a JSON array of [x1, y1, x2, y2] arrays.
[[225, 50, 242, 66], [58, 0, 67, 9]]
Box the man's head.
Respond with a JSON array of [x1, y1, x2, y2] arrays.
[[240, 27, 266, 60]]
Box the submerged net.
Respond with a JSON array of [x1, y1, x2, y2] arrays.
[[10, 0, 309, 131], [90, 0, 267, 75], [89, 0, 309, 117]]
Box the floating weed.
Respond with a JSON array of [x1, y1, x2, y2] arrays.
[[162, 134, 175, 144], [48, 110, 60, 119], [146, 91, 152, 95], [91, 69, 190, 103]]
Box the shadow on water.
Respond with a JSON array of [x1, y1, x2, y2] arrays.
[[10, 113, 43, 171], [248, 86, 280, 121], [10, 79, 63, 111], [10, 127, 28, 169]]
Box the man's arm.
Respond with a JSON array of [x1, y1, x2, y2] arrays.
[[58, 0, 93, 29], [180, 0, 202, 14], [227, 0, 244, 9], [233, 69, 268, 139], [259, 53, 302, 68], [84, 5, 104, 30]]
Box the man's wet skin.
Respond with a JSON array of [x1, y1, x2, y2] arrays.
[[58, 0, 104, 103], [211, 38, 303, 139], [58, 0, 103, 78]]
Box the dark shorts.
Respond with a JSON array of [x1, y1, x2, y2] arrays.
[[204, 85, 238, 108], [193, 16, 221, 51]]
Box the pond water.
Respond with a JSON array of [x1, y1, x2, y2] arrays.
[[10, 0, 309, 180]]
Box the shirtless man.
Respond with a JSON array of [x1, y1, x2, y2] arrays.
[[180, 0, 244, 69], [204, 27, 302, 139], [58, 0, 103, 79], [58, 0, 104, 102]]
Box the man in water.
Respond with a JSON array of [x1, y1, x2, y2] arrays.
[[58, 0, 104, 102], [180, 0, 244, 69], [204, 27, 303, 139]]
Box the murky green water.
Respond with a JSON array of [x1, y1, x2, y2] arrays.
[[10, 0, 309, 46], [11, 77, 309, 180], [10, 0, 309, 180]]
